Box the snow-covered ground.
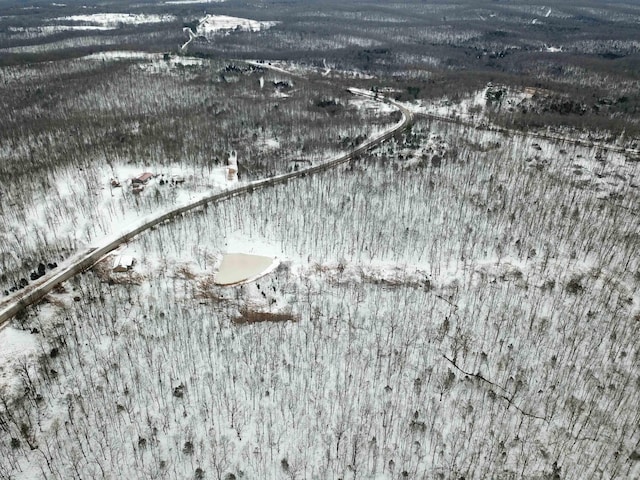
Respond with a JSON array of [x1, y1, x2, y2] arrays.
[[77, 51, 207, 71], [0, 13, 176, 49], [404, 85, 524, 122], [9, 25, 115, 34], [0, 161, 237, 283], [80, 50, 161, 61], [0, 36, 121, 54], [247, 59, 375, 80], [54, 13, 177, 27], [5, 133, 636, 477], [3, 86, 392, 254], [350, 96, 399, 116], [0, 327, 38, 394], [3, 44, 637, 476], [181, 14, 278, 50], [1, 107, 639, 478], [402, 85, 637, 152], [196, 14, 278, 34]]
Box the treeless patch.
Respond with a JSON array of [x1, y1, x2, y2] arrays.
[[214, 253, 278, 286], [92, 256, 143, 285]]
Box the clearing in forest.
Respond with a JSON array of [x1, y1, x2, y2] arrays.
[[214, 253, 278, 286]]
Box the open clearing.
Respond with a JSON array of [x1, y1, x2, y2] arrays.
[[214, 253, 279, 286]]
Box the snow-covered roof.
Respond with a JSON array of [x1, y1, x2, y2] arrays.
[[113, 254, 134, 271]]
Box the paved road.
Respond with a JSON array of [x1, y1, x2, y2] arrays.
[[0, 90, 412, 331]]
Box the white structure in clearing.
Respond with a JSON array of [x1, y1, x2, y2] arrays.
[[227, 150, 238, 181], [112, 255, 134, 272]]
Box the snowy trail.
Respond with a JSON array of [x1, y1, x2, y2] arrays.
[[0, 91, 412, 330]]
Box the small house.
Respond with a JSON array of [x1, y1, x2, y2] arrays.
[[523, 87, 552, 98], [132, 172, 154, 185], [112, 255, 134, 273]]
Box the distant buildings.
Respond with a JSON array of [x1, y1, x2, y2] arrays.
[[132, 172, 154, 185], [131, 172, 154, 194]]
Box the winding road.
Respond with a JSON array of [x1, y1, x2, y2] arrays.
[[0, 90, 413, 331]]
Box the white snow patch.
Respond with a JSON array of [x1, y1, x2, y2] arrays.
[[181, 14, 277, 50], [6, 161, 233, 258], [301, 259, 433, 290], [77, 51, 208, 71], [55, 13, 177, 27], [81, 51, 160, 61], [405, 85, 531, 125], [259, 137, 280, 150], [9, 25, 115, 34], [248, 59, 374, 80], [350, 96, 398, 115], [137, 55, 207, 73], [197, 14, 277, 35], [222, 230, 287, 260], [0, 328, 38, 392]]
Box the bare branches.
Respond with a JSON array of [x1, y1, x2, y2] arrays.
[[443, 355, 548, 423]]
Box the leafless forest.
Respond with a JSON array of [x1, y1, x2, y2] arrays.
[[0, 1, 639, 479]]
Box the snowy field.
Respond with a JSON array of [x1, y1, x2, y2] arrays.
[[0, 12, 178, 50], [406, 85, 526, 123], [197, 14, 278, 34], [0, 328, 38, 392], [9, 25, 114, 35], [54, 13, 177, 27], [181, 13, 278, 50], [0, 160, 235, 265]]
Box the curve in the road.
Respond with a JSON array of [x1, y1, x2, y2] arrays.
[[0, 91, 413, 330]]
